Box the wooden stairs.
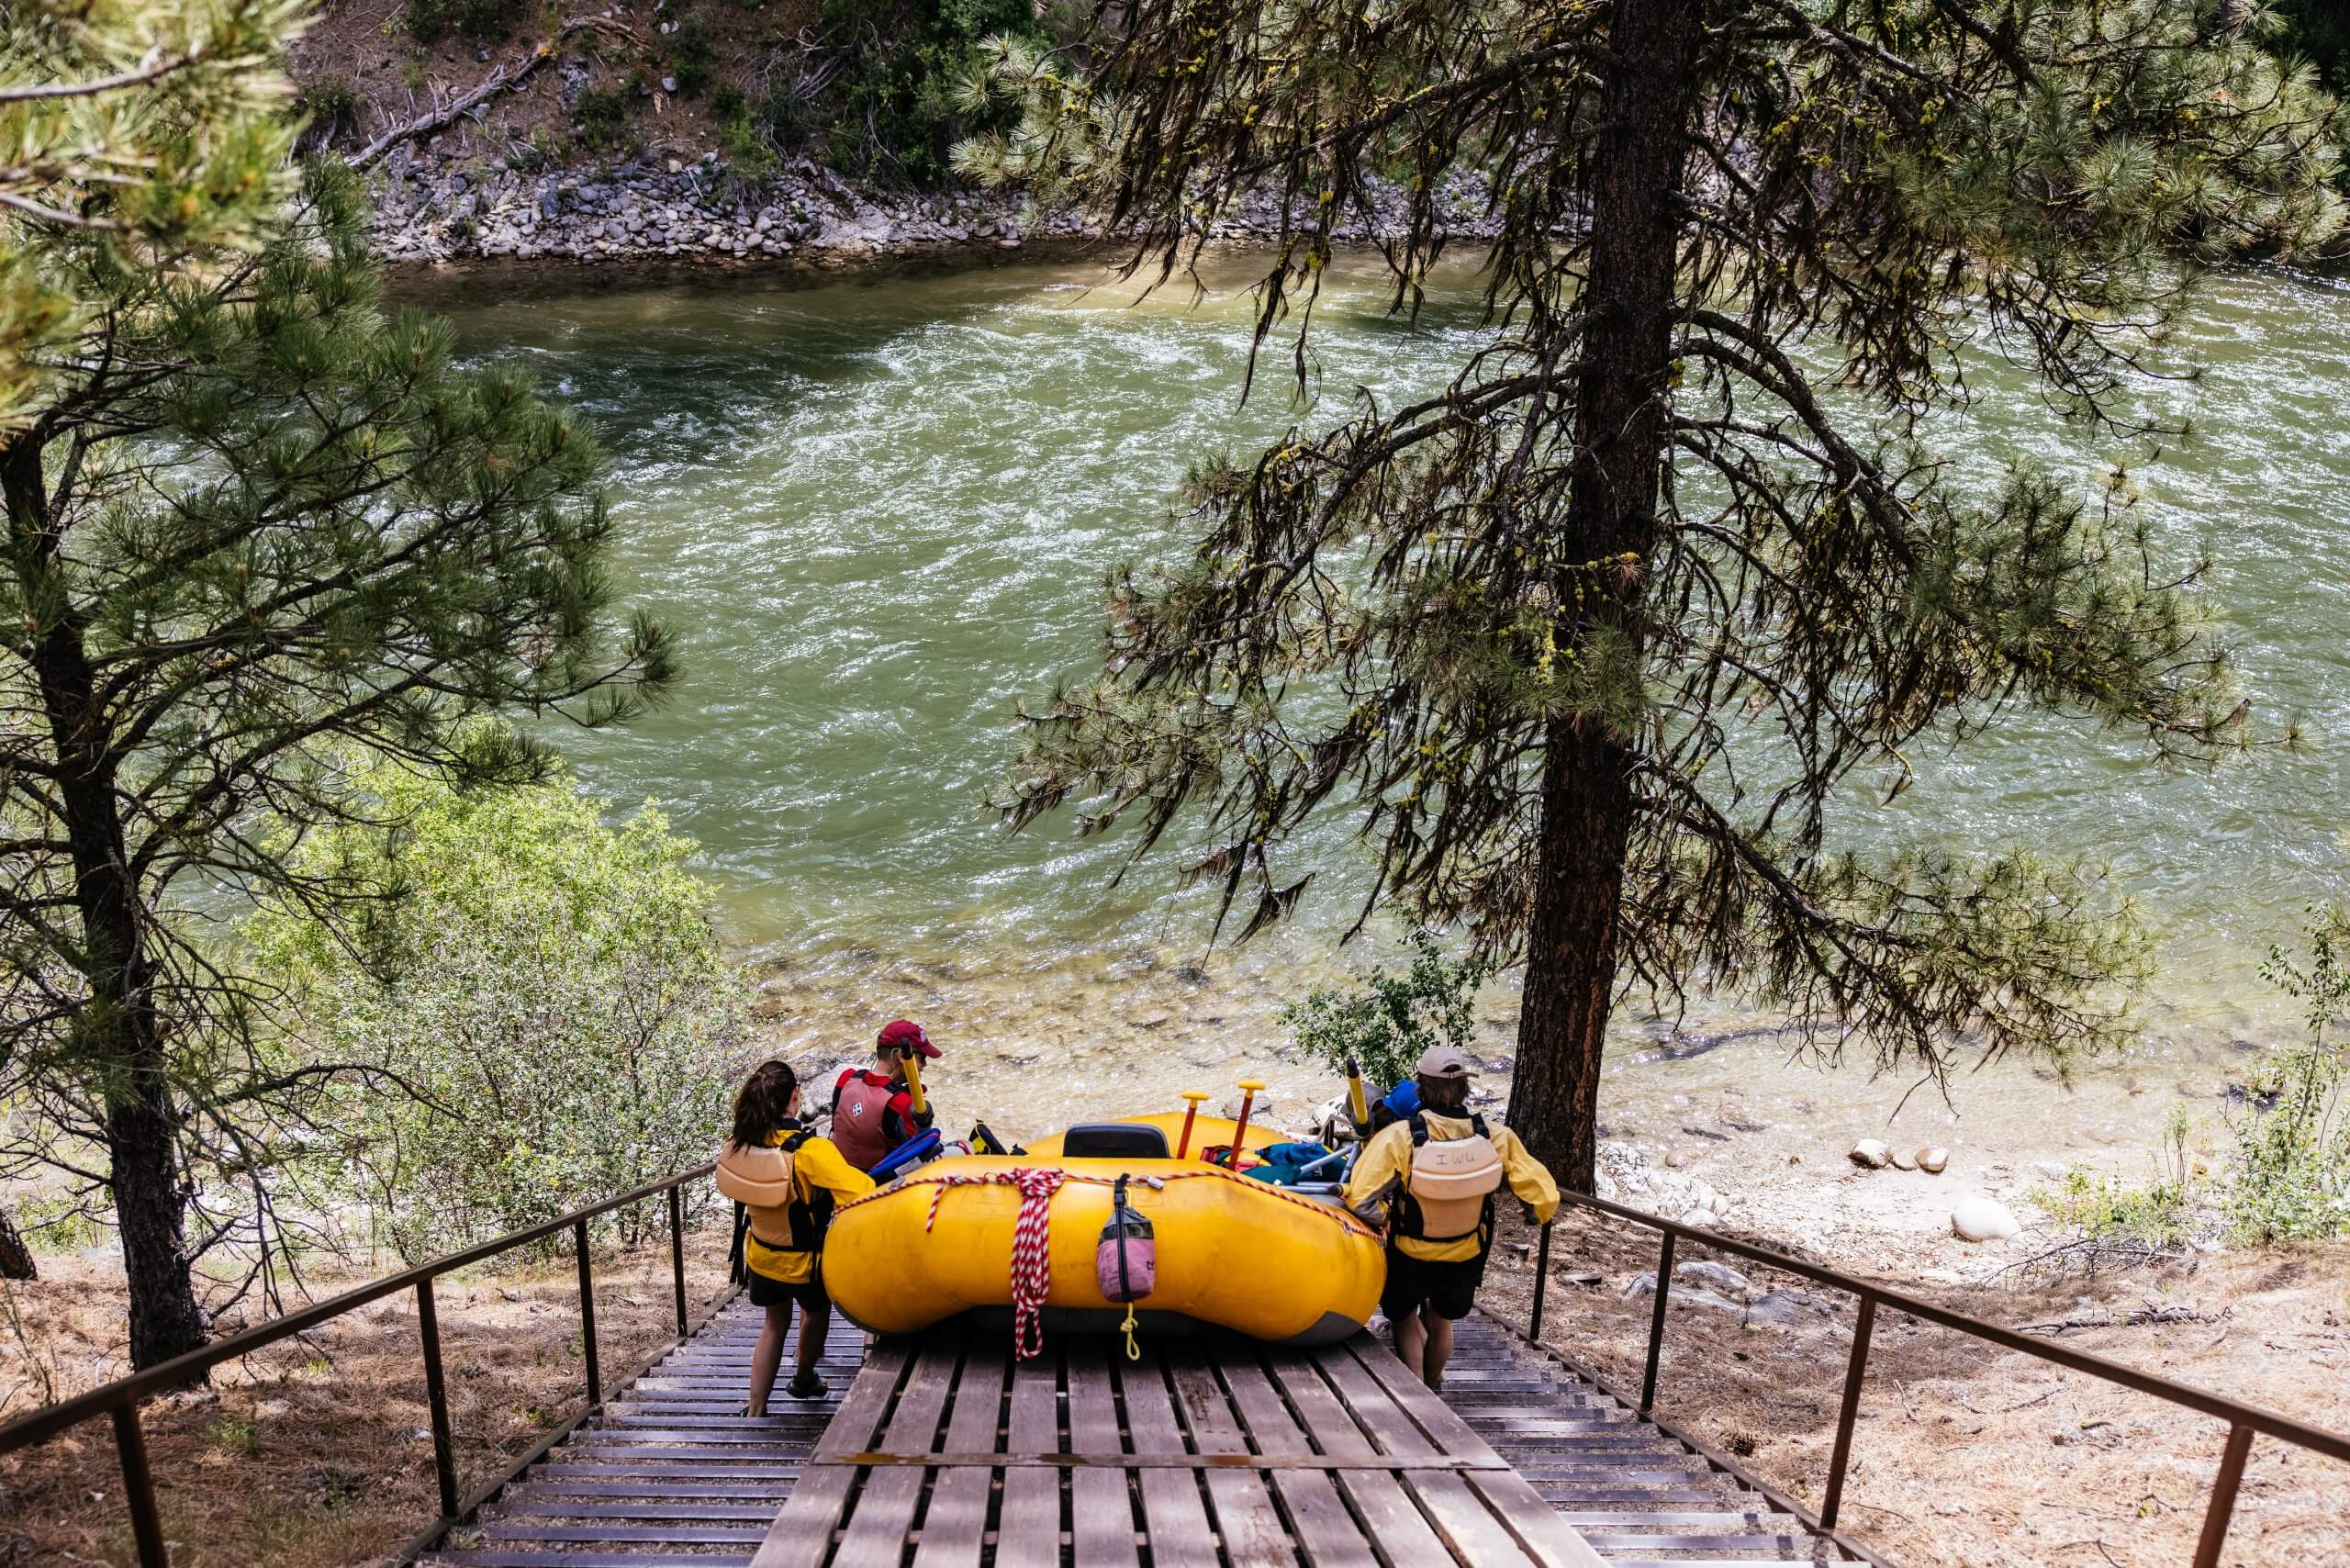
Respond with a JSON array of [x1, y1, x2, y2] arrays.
[[419, 1295, 1839, 1566]]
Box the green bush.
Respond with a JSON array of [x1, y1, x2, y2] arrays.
[[1278, 929, 1496, 1093], [573, 84, 632, 151], [667, 16, 718, 96], [787, 0, 1049, 184], [406, 0, 524, 42], [2228, 913, 2350, 1240], [248, 748, 751, 1262]]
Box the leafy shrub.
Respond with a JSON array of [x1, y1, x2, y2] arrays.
[[667, 16, 718, 95], [711, 83, 746, 119], [406, 0, 524, 42], [249, 750, 751, 1262], [776, 0, 1049, 185], [573, 84, 632, 151], [2228, 913, 2350, 1240], [1278, 929, 1496, 1092]]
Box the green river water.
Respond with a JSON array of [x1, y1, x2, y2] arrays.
[[401, 252, 2350, 1171]]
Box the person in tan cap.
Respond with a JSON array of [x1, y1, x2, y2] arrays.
[[1341, 1042, 1558, 1390]]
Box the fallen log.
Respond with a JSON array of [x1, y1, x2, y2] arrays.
[[349, 16, 637, 171]]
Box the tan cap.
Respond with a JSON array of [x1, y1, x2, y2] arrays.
[[1416, 1043, 1478, 1079]]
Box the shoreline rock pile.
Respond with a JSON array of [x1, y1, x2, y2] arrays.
[[364, 148, 1501, 266]]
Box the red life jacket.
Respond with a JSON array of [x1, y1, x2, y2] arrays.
[[830, 1069, 899, 1172]]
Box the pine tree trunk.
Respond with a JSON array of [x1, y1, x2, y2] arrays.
[[1508, 0, 1707, 1193], [0, 1206, 34, 1281], [3, 431, 207, 1367]]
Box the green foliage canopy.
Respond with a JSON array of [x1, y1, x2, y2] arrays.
[[984, 0, 2344, 1185], [249, 756, 748, 1260]]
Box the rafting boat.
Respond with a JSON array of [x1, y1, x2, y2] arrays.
[[821, 1108, 1386, 1347]]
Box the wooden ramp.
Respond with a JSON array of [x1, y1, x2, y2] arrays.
[[420, 1300, 1835, 1567], [750, 1324, 1606, 1568]]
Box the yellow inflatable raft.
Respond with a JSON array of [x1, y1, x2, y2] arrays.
[[822, 1113, 1384, 1346]]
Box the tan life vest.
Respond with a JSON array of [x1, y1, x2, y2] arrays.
[[716, 1141, 798, 1248], [1401, 1112, 1505, 1242]]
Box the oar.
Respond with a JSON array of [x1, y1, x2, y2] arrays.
[[1228, 1079, 1265, 1170], [903, 1053, 928, 1118], [1344, 1057, 1370, 1134], [1174, 1090, 1208, 1159]]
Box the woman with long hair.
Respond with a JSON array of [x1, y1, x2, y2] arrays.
[[717, 1059, 875, 1413]]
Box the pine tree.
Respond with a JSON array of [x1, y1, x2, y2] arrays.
[[987, 0, 2344, 1190], [1, 28, 671, 1361]]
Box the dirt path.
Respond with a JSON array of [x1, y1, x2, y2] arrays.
[[1477, 1211, 2350, 1568]]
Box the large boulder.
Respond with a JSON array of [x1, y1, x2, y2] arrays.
[[1849, 1138, 1891, 1170], [1950, 1196, 2021, 1242]]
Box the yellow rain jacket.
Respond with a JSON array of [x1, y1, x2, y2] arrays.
[[740, 1121, 875, 1286], [1343, 1111, 1559, 1264]]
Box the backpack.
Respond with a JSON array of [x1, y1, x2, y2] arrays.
[[717, 1131, 827, 1249], [1095, 1173, 1156, 1304], [1397, 1112, 1505, 1244]]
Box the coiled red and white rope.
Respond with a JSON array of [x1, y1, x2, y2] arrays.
[[921, 1166, 1069, 1358]]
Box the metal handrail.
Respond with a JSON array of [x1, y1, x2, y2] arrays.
[[0, 1161, 718, 1565], [1521, 1187, 2350, 1568]]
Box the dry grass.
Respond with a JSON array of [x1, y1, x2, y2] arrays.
[[1479, 1209, 2350, 1568], [0, 1223, 738, 1568]]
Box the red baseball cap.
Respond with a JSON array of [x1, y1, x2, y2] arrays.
[[878, 1019, 939, 1058]]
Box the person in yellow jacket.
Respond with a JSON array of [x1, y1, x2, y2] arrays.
[[1341, 1043, 1559, 1390], [720, 1059, 875, 1414]]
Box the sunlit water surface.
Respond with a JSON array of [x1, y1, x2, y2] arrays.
[[399, 253, 2350, 1166]]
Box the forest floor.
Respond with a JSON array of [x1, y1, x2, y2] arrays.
[[1478, 1210, 2350, 1568], [0, 1222, 737, 1568]]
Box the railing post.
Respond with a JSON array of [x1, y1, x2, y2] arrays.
[[1639, 1229, 1676, 1414], [2191, 1423, 2255, 1568], [574, 1217, 601, 1406], [668, 1184, 688, 1337], [415, 1277, 460, 1519], [111, 1402, 168, 1568], [1818, 1294, 1878, 1530], [1528, 1221, 1553, 1344]]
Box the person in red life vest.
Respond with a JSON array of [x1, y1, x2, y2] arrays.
[[828, 1019, 939, 1172]]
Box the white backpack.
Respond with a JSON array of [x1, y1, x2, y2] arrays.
[[1402, 1113, 1505, 1242], [716, 1139, 800, 1247]]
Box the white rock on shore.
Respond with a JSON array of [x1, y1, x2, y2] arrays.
[[1950, 1196, 2021, 1242], [1849, 1138, 1891, 1169]]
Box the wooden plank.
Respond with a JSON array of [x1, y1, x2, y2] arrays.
[[1117, 1350, 1220, 1568], [911, 1337, 1004, 1568], [1064, 1338, 1140, 1568], [994, 1343, 1064, 1568], [1315, 1344, 1536, 1568], [834, 1339, 961, 1565], [1264, 1350, 1455, 1568], [1217, 1351, 1373, 1568], [1346, 1340, 1606, 1568], [1168, 1354, 1300, 1568], [749, 1339, 912, 1568]]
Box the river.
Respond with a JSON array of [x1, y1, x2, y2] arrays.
[[401, 251, 2350, 1240]]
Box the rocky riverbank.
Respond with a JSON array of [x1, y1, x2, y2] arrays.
[[365, 146, 1502, 265]]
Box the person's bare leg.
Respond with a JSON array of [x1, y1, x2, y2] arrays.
[[747, 1302, 790, 1416], [795, 1300, 832, 1383], [1420, 1308, 1455, 1391], [1393, 1304, 1428, 1382]]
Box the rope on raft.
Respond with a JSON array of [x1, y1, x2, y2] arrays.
[[916, 1169, 1171, 1359]]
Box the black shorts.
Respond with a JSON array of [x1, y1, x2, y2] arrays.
[[1380, 1248, 1483, 1323], [745, 1268, 829, 1315]]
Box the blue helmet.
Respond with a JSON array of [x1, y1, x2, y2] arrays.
[[1380, 1079, 1421, 1119]]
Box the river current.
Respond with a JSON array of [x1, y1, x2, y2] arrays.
[[402, 252, 2350, 1190]]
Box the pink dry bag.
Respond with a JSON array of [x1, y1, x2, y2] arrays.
[[1095, 1174, 1156, 1303]]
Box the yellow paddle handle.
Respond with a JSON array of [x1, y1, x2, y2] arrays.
[[903, 1054, 927, 1117]]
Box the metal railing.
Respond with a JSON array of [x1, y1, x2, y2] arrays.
[[0, 1163, 722, 1568], [1519, 1188, 2350, 1568]]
